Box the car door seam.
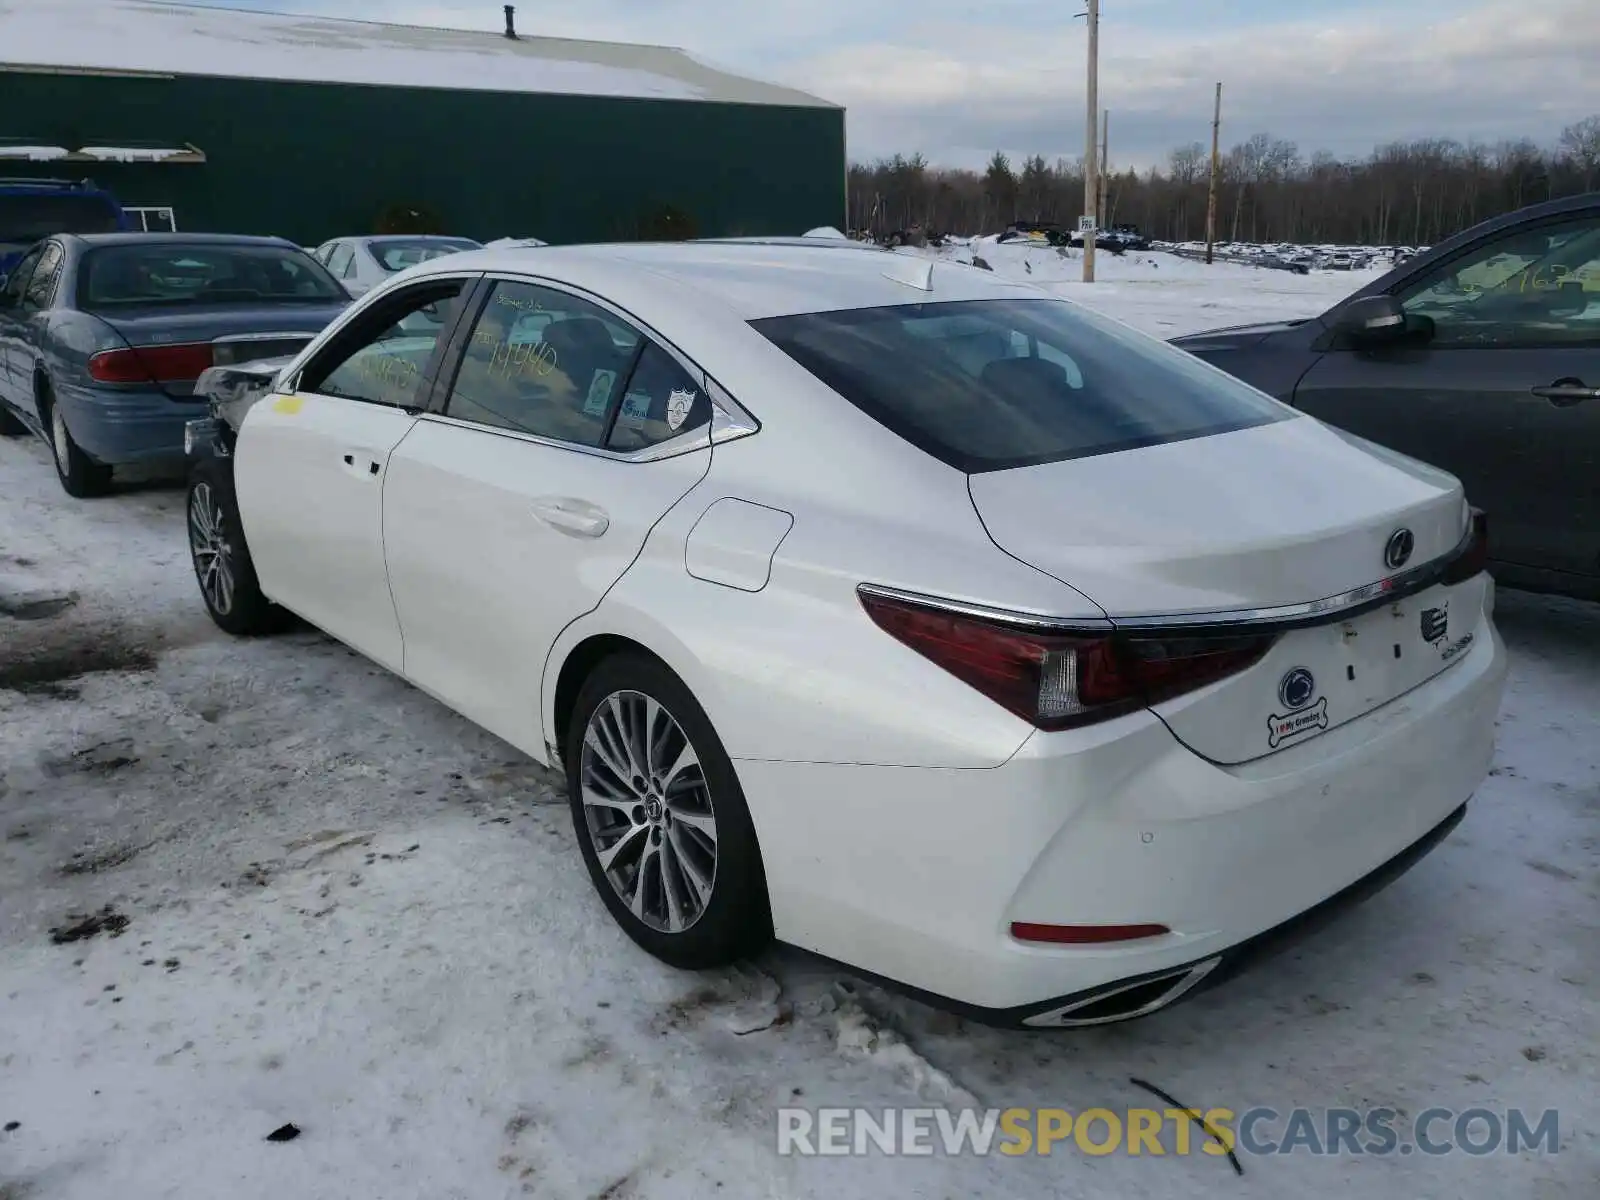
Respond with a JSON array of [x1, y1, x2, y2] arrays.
[[380, 414, 426, 676], [536, 443, 716, 751]]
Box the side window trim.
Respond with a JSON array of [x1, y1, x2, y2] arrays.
[[285, 273, 481, 409], [430, 270, 760, 460]]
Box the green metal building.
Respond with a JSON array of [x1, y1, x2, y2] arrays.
[[0, 0, 846, 245]]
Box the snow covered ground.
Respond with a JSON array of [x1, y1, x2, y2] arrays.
[[2, 254, 1596, 1199], [925, 235, 1393, 335]]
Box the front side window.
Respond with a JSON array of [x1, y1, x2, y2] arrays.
[[300, 279, 467, 408], [753, 298, 1291, 472], [79, 243, 347, 308], [445, 280, 641, 446], [1398, 213, 1600, 348]]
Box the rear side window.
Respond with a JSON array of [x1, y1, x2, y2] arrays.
[[752, 298, 1292, 472], [327, 244, 355, 278], [606, 342, 711, 452], [24, 242, 64, 308], [445, 280, 641, 446]]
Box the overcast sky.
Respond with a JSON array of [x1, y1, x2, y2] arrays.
[[198, 0, 1600, 171]]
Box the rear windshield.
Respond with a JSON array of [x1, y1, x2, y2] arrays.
[[80, 243, 347, 307], [0, 192, 121, 242], [752, 298, 1293, 472], [368, 237, 479, 272]]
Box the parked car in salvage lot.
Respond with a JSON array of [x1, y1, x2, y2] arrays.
[[180, 238, 1505, 1028], [1173, 191, 1600, 603], [0, 232, 349, 496], [310, 233, 482, 298]]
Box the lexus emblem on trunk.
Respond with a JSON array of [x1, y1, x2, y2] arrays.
[[1278, 667, 1316, 711], [1384, 528, 1415, 570]]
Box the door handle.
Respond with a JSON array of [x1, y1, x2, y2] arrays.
[[531, 497, 609, 538], [1531, 379, 1599, 408]]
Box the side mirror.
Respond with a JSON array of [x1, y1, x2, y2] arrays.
[[1335, 294, 1409, 345]]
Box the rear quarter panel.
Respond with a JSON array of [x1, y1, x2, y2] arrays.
[[544, 345, 1108, 770]]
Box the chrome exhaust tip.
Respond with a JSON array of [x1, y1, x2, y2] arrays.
[[1023, 956, 1223, 1028]]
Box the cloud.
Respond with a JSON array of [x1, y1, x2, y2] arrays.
[[195, 0, 1600, 168], [793, 0, 1600, 166]]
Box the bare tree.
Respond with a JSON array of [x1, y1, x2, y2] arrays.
[[843, 115, 1599, 244], [1560, 117, 1600, 190]]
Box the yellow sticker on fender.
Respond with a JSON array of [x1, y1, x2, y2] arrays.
[[271, 395, 303, 414]]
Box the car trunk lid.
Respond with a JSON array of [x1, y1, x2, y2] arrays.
[[966, 418, 1477, 763], [89, 302, 345, 398]]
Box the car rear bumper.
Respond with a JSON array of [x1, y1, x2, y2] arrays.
[[735, 608, 1507, 1025], [55, 382, 205, 465]]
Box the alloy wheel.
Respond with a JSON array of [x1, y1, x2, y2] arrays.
[[188, 482, 236, 616], [579, 690, 718, 933]]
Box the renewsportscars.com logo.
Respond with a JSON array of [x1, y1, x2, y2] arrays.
[[776, 1106, 1562, 1159]]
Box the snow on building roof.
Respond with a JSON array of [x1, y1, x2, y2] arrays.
[[0, 0, 839, 109]]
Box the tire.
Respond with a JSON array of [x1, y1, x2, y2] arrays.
[[0, 402, 24, 437], [566, 652, 773, 970], [44, 386, 112, 498], [186, 457, 291, 636]]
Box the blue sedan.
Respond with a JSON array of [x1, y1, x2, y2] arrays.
[[0, 233, 350, 496]]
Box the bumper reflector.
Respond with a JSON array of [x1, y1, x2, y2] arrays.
[[1011, 922, 1170, 945]]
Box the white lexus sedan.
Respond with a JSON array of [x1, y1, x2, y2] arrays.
[[182, 239, 1507, 1028]]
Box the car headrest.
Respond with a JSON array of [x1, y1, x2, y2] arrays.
[[539, 317, 618, 365], [979, 356, 1068, 395]]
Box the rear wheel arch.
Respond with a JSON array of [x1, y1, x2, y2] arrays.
[[550, 633, 666, 762], [562, 646, 774, 967], [37, 374, 112, 497]]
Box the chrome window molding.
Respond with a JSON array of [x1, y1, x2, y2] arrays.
[[417, 411, 714, 464], [857, 518, 1479, 636]]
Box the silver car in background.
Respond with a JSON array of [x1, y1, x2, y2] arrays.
[[310, 234, 481, 298]]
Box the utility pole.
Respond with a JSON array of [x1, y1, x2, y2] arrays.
[[1081, 0, 1100, 282], [1204, 81, 1222, 265], [1098, 108, 1110, 230]]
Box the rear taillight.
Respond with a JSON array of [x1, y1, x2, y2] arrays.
[[1441, 508, 1488, 585], [88, 342, 214, 384], [858, 589, 1274, 731]]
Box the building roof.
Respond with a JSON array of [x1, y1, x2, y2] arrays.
[[0, 0, 839, 109]]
